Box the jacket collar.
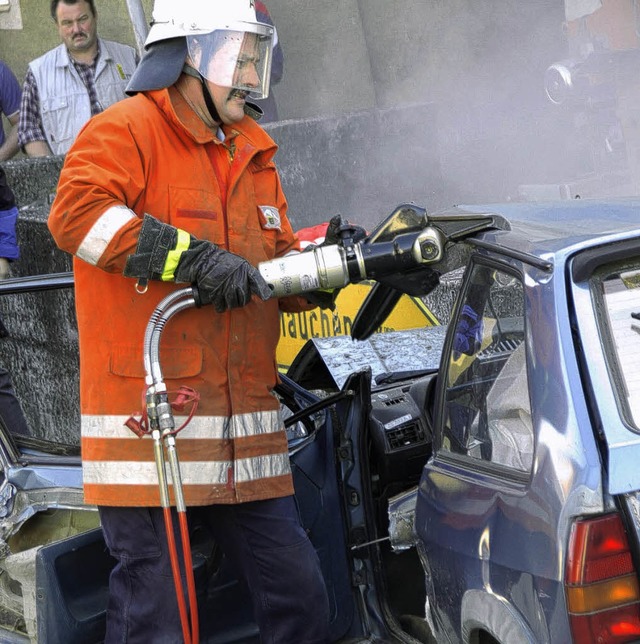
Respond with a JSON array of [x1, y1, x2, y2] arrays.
[[146, 87, 278, 165]]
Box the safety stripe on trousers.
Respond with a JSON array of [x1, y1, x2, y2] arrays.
[[81, 409, 282, 440], [76, 205, 136, 265], [82, 452, 292, 486]]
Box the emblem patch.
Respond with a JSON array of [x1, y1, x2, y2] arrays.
[[259, 205, 281, 230]]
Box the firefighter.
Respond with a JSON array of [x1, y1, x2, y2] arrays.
[[47, 0, 330, 641]]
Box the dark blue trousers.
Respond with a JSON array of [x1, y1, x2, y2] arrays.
[[99, 496, 330, 644], [0, 366, 29, 437]]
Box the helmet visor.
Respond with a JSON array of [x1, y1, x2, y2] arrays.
[[186, 27, 273, 99]]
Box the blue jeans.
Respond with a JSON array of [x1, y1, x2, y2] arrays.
[[99, 497, 330, 644]]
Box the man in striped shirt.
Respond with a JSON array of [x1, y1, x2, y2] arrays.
[[18, 0, 137, 157]]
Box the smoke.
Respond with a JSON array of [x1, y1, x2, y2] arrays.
[[272, 0, 638, 229], [383, 0, 575, 207]]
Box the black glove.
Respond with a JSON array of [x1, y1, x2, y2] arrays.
[[303, 288, 339, 310], [175, 241, 272, 313], [124, 215, 272, 313]]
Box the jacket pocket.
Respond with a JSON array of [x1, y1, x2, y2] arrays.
[[41, 95, 74, 148], [256, 205, 281, 258], [109, 345, 203, 380], [169, 185, 225, 243]]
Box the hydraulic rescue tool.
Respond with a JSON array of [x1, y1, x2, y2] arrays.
[[257, 203, 509, 301], [127, 203, 508, 643]]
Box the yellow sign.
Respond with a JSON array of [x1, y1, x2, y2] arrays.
[[276, 281, 439, 372]]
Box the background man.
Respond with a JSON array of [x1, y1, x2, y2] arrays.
[[48, 1, 330, 642], [0, 61, 21, 162], [18, 0, 138, 157]]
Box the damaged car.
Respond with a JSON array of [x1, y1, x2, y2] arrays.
[[0, 200, 640, 643]]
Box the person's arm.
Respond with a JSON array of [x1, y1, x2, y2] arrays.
[[0, 62, 22, 161], [0, 112, 19, 162], [48, 113, 270, 313], [18, 70, 52, 157], [0, 203, 19, 279], [23, 140, 51, 157]]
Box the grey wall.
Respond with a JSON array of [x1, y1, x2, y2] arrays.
[[267, 0, 566, 117], [1, 1, 585, 202]]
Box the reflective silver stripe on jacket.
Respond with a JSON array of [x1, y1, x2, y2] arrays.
[[76, 206, 136, 265], [82, 453, 291, 485], [81, 409, 282, 440]]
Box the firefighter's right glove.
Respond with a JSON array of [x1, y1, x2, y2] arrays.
[[302, 215, 367, 311], [124, 214, 272, 312], [175, 242, 272, 312], [323, 214, 367, 247]]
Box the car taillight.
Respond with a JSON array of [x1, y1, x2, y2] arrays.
[[565, 513, 640, 643]]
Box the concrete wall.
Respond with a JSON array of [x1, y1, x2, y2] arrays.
[[0, 1, 566, 119], [1, 0, 582, 200], [0, 0, 152, 82]]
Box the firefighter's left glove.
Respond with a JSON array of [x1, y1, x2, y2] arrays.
[[124, 214, 272, 313], [175, 243, 272, 312]]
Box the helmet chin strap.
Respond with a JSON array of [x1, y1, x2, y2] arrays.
[[181, 64, 222, 124]]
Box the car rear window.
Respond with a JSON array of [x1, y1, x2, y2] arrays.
[[596, 265, 640, 428]]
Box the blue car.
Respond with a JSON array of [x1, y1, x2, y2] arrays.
[[0, 200, 639, 643], [413, 200, 640, 644]]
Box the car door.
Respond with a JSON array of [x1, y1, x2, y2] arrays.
[[414, 258, 547, 644]]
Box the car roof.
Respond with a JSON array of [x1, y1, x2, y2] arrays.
[[448, 198, 640, 258]]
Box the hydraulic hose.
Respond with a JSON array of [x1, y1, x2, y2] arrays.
[[139, 287, 199, 644]]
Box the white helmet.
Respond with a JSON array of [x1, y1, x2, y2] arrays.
[[146, 0, 270, 46], [127, 0, 274, 99]]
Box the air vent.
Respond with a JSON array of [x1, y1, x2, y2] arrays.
[[387, 422, 424, 449], [383, 395, 407, 407]]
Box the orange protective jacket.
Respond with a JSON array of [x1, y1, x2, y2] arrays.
[[48, 87, 312, 507]]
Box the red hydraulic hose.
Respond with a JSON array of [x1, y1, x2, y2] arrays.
[[163, 506, 192, 644], [136, 288, 201, 644], [152, 424, 193, 644], [167, 433, 199, 644], [179, 512, 199, 642]]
